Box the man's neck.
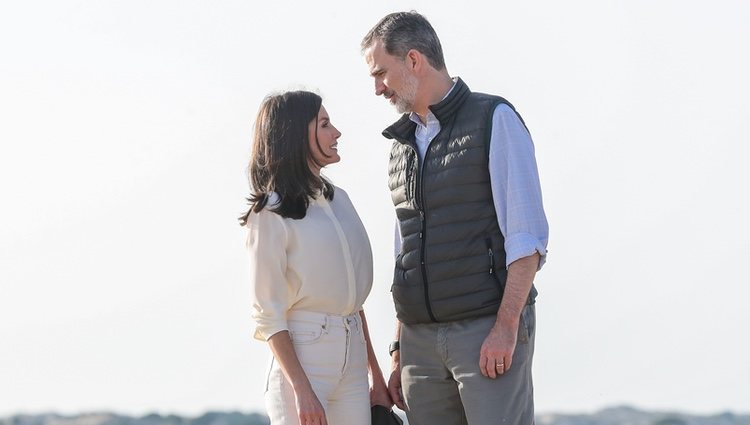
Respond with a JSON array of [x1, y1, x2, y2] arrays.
[[413, 73, 454, 123]]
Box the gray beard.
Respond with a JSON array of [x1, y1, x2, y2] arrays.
[[394, 98, 412, 114], [394, 72, 419, 114]]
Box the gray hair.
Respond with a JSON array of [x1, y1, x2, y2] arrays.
[[361, 11, 446, 71]]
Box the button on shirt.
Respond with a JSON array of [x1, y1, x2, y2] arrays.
[[395, 83, 549, 269]]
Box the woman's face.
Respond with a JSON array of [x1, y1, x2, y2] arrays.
[[308, 105, 341, 174]]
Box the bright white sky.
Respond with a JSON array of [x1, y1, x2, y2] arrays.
[[1, 0, 749, 418]]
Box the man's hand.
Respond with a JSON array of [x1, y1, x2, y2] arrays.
[[479, 321, 518, 379], [387, 353, 406, 410], [479, 252, 539, 379]]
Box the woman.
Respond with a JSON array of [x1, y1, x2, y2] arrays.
[[240, 91, 391, 425]]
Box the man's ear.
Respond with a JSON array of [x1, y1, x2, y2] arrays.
[[406, 49, 422, 71]]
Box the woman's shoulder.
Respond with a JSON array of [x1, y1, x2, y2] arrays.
[[330, 184, 364, 215], [330, 183, 354, 204], [244, 192, 285, 228], [331, 183, 347, 196]]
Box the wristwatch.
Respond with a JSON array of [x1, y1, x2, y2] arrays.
[[388, 341, 400, 356]]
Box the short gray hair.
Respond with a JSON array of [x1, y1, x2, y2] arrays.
[[361, 11, 446, 71]]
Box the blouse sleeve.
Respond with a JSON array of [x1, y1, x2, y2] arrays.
[[246, 207, 290, 341]]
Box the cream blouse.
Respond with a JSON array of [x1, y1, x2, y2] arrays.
[[246, 186, 373, 341]]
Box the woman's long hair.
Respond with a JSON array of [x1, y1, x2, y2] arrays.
[[239, 91, 334, 225]]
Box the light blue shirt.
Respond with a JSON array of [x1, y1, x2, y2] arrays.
[[395, 83, 549, 270]]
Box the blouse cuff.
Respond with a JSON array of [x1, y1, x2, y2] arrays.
[[253, 321, 289, 341]]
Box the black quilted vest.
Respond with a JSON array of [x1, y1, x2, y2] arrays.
[[384, 78, 536, 324]]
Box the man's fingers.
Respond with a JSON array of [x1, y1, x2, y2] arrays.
[[480, 354, 499, 378], [394, 394, 406, 410], [495, 358, 506, 376], [388, 372, 406, 410], [387, 385, 400, 408]]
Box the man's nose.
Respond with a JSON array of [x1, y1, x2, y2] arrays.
[[375, 80, 385, 96]]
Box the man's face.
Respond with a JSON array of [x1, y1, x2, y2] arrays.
[[365, 40, 419, 114]]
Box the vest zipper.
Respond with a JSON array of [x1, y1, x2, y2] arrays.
[[488, 247, 495, 275], [399, 118, 454, 323], [412, 144, 437, 322], [414, 119, 456, 323], [485, 237, 505, 297], [485, 237, 495, 275]]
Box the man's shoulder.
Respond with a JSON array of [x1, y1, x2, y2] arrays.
[[468, 91, 514, 108], [466, 91, 528, 132]]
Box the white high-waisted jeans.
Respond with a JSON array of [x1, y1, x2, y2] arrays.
[[264, 310, 370, 425]]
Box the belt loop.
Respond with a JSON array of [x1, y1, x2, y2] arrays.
[[351, 313, 359, 334], [345, 314, 353, 330]]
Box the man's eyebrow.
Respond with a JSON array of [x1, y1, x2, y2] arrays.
[[370, 67, 385, 76]]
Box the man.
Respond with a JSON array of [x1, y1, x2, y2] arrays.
[[361, 12, 549, 425]]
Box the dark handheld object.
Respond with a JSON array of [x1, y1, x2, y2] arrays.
[[371, 405, 404, 425]]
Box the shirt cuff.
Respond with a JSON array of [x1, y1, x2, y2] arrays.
[[504, 232, 548, 270], [252, 319, 289, 341]]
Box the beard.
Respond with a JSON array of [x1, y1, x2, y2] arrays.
[[393, 70, 419, 114]]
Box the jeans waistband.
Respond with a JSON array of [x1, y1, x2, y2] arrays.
[[287, 310, 361, 329]]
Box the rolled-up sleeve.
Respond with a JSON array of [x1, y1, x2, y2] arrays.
[[246, 208, 290, 341], [489, 104, 549, 270]]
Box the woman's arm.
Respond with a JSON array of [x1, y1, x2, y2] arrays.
[[359, 310, 393, 408], [267, 331, 328, 425]]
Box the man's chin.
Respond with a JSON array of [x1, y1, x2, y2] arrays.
[[394, 102, 412, 114]]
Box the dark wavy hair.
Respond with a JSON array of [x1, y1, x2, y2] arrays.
[[239, 91, 334, 225]]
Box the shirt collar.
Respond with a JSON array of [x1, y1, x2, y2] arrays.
[[408, 78, 458, 128]]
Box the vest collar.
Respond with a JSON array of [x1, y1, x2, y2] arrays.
[[429, 77, 470, 124], [382, 77, 471, 144]]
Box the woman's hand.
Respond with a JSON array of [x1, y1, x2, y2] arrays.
[[266, 332, 327, 425], [294, 384, 328, 425], [369, 374, 393, 408], [359, 309, 395, 410]]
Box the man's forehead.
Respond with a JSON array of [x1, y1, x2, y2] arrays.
[[365, 41, 388, 71]]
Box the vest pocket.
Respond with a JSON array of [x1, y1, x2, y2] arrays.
[[392, 252, 407, 291], [485, 237, 506, 295]]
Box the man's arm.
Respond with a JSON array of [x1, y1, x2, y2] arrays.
[[479, 103, 548, 378], [390, 222, 406, 408], [479, 253, 538, 378], [387, 321, 406, 409]]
